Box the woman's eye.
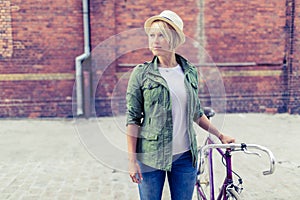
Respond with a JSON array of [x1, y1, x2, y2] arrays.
[[148, 33, 164, 39]]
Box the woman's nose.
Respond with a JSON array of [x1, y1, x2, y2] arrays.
[[153, 35, 160, 44]]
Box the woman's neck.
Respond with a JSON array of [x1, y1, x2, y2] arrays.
[[158, 53, 177, 68]]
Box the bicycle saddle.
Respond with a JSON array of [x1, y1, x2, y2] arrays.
[[203, 107, 215, 119]]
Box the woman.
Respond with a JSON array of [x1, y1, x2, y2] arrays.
[[126, 10, 235, 200]]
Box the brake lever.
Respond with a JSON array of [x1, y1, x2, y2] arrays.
[[241, 143, 262, 157]]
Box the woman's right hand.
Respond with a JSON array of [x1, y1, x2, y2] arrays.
[[129, 159, 143, 184], [127, 125, 143, 183]]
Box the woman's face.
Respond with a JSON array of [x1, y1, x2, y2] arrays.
[[148, 22, 171, 57]]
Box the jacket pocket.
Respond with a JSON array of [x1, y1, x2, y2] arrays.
[[142, 81, 161, 106], [139, 127, 158, 140]]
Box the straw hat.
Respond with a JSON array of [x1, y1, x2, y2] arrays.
[[144, 10, 185, 44]]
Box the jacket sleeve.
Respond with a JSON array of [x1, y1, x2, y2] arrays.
[[126, 66, 144, 126], [193, 68, 204, 122], [194, 98, 204, 121]]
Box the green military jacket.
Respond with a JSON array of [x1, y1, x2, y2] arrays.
[[126, 54, 204, 171]]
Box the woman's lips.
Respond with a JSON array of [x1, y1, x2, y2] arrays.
[[152, 47, 162, 50]]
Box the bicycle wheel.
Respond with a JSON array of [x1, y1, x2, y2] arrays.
[[226, 188, 241, 200], [196, 157, 210, 200], [196, 180, 208, 200]]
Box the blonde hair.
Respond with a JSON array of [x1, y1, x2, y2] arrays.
[[147, 20, 184, 50]]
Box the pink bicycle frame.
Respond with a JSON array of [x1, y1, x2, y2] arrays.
[[197, 138, 276, 200], [198, 136, 234, 200]]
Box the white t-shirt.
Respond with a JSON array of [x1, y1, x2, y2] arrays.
[[159, 65, 190, 155]]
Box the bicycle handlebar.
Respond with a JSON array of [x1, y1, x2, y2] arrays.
[[199, 143, 276, 175]]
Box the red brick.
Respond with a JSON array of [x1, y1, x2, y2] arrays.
[[0, 0, 299, 117]]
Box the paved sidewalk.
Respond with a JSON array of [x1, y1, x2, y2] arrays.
[[0, 114, 299, 199], [0, 118, 151, 200]]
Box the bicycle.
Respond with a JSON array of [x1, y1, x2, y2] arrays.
[[195, 108, 276, 200]]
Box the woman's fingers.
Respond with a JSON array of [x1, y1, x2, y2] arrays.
[[130, 173, 142, 183], [129, 162, 143, 183]]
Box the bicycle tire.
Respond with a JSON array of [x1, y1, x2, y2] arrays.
[[196, 182, 207, 200], [227, 188, 241, 200], [196, 159, 210, 200], [196, 138, 212, 200], [196, 188, 202, 200]]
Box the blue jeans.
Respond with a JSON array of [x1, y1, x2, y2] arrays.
[[138, 151, 197, 200]]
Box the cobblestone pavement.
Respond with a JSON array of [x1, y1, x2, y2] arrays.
[[0, 118, 163, 200], [0, 114, 299, 199]]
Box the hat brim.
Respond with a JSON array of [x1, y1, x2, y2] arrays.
[[144, 16, 185, 43]]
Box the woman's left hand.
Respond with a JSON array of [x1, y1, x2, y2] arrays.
[[219, 133, 235, 144]]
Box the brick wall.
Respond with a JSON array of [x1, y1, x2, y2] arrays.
[[205, 0, 286, 63], [0, 1, 13, 58], [89, 0, 117, 116], [0, 0, 83, 117], [96, 0, 290, 115], [202, 0, 286, 113], [0, 0, 299, 117], [288, 0, 300, 114]]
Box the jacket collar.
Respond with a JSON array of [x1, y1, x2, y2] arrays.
[[150, 54, 192, 74]]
